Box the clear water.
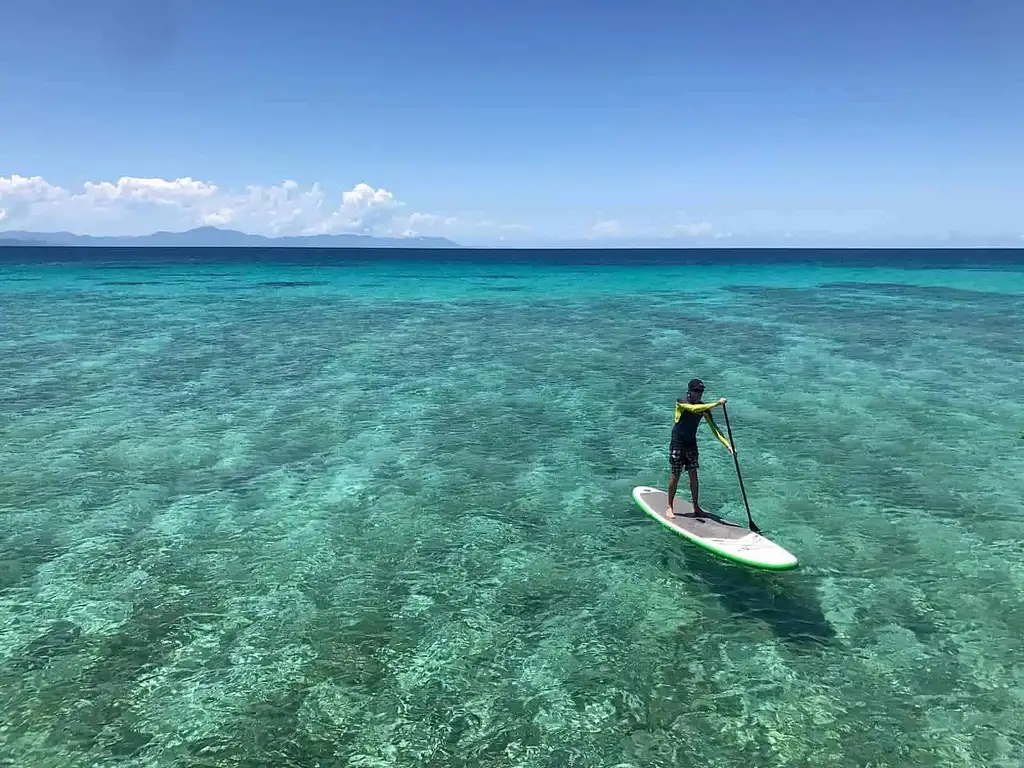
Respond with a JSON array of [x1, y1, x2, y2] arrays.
[[2, 247, 1023, 767]]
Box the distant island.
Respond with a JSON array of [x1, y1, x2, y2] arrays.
[[0, 238, 47, 247], [0, 226, 460, 249]]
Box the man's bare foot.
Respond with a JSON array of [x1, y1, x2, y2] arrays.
[[665, 506, 674, 519], [693, 504, 706, 517]]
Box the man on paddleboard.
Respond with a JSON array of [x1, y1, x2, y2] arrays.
[[667, 378, 734, 519]]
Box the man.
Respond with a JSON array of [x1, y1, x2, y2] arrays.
[[667, 378, 733, 519]]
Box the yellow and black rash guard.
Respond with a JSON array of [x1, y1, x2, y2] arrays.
[[672, 399, 731, 449]]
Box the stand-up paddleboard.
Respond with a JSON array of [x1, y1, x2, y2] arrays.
[[632, 486, 798, 571]]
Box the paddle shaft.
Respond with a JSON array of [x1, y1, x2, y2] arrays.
[[720, 403, 760, 533]]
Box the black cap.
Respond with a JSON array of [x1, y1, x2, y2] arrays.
[[687, 378, 705, 392]]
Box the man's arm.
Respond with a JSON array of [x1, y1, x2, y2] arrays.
[[703, 411, 733, 452], [675, 400, 720, 415]]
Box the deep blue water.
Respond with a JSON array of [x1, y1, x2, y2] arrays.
[[2, 244, 1024, 267]]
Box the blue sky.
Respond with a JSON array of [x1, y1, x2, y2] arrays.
[[1, 0, 1022, 245]]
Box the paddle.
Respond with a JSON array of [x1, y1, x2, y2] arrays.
[[720, 402, 761, 533]]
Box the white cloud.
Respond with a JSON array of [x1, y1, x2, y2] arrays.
[[587, 217, 719, 241], [473, 220, 532, 235], [396, 212, 460, 238], [82, 176, 219, 205], [314, 182, 402, 235], [0, 174, 66, 202], [591, 219, 621, 237], [0, 173, 450, 238], [673, 221, 715, 237]]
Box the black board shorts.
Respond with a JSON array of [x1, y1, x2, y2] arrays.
[[669, 441, 699, 474]]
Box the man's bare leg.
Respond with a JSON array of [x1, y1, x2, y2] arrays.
[[689, 469, 706, 515], [666, 472, 680, 518]]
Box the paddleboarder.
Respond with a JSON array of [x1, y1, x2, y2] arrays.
[[667, 378, 734, 519]]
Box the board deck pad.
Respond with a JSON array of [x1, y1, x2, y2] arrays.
[[632, 486, 798, 570]]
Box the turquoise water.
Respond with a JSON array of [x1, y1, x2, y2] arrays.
[[2, 248, 1023, 767]]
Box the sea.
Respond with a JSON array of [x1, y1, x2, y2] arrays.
[[1, 245, 1023, 767]]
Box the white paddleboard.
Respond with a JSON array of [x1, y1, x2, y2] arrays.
[[632, 486, 798, 571]]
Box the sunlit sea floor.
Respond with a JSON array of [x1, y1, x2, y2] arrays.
[[2, 251, 1023, 767]]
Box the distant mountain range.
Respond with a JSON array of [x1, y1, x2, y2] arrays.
[[0, 226, 460, 248], [2, 226, 1021, 250]]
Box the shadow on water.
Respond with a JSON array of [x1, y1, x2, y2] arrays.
[[661, 542, 839, 651]]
